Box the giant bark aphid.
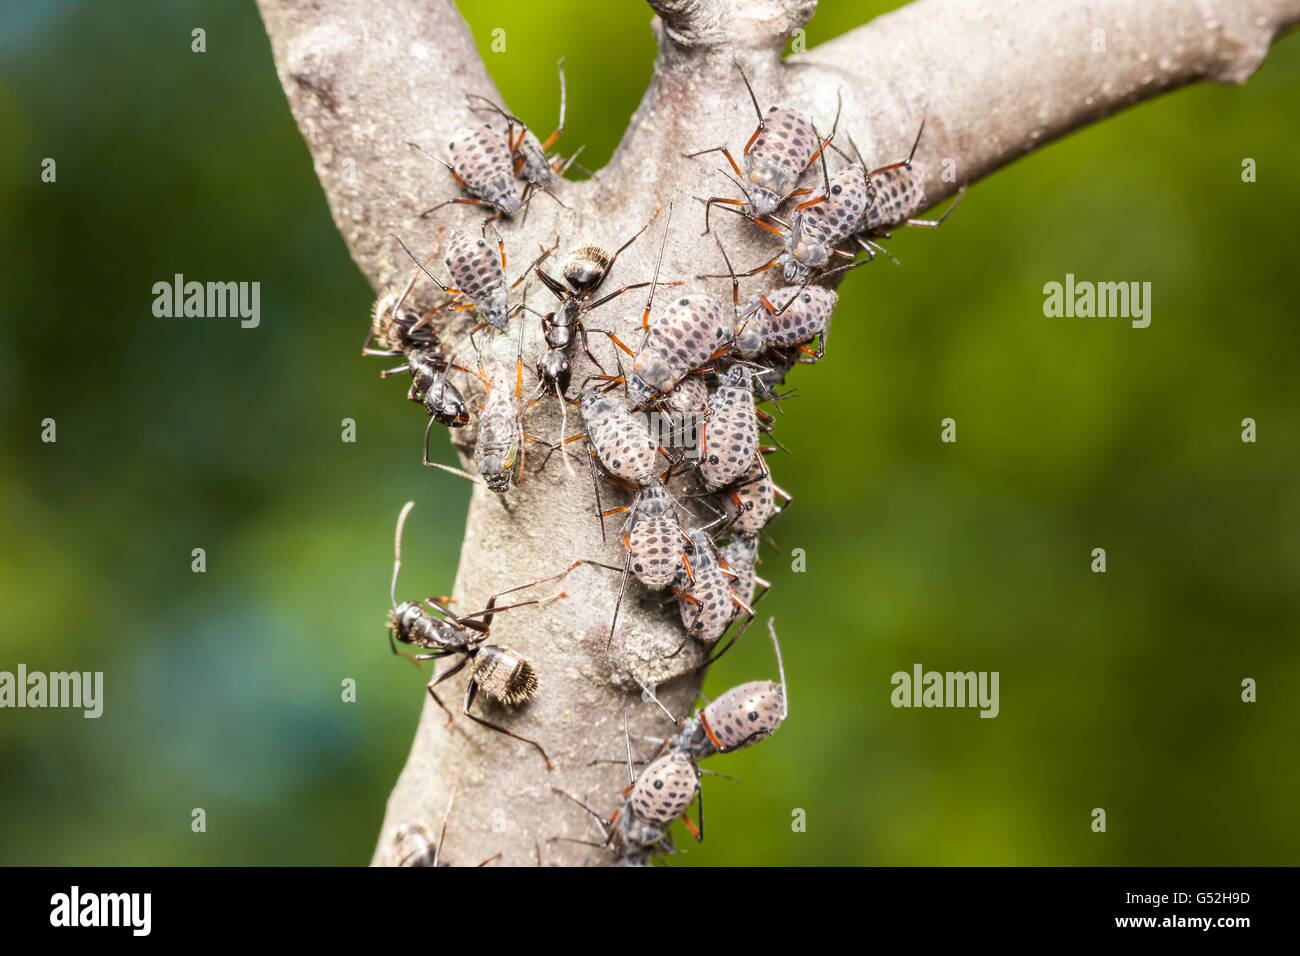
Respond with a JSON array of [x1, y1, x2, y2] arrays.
[[684, 63, 836, 231]]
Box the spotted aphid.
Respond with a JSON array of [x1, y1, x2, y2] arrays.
[[415, 125, 523, 220], [735, 285, 838, 361], [473, 363, 524, 494], [640, 616, 787, 761], [624, 479, 685, 590], [720, 456, 790, 534], [699, 364, 762, 492], [600, 477, 688, 648], [664, 375, 708, 416], [626, 293, 733, 409], [758, 163, 872, 283], [445, 230, 513, 331], [577, 386, 661, 486], [469, 59, 570, 196], [616, 751, 701, 849], [682, 618, 787, 759], [844, 122, 966, 262], [685, 64, 832, 230], [673, 527, 746, 645]]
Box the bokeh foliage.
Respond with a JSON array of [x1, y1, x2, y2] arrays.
[[0, 0, 1296, 865]]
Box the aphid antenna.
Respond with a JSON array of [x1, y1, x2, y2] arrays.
[[406, 140, 455, 173], [768, 616, 788, 719], [392, 233, 453, 293], [637, 200, 674, 332]]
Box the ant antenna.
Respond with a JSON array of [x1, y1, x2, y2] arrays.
[[433, 775, 460, 867], [391, 500, 415, 609]]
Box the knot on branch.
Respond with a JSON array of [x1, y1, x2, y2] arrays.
[[648, 0, 815, 51]]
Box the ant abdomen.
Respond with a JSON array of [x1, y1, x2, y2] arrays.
[[472, 645, 538, 706]]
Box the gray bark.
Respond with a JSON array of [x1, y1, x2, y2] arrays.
[[254, 0, 1300, 866]]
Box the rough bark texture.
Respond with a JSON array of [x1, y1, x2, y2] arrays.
[[254, 0, 1299, 866]]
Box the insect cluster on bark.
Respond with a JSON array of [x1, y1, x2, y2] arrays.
[[363, 58, 965, 865]]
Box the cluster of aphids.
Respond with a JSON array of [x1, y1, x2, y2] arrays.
[[365, 61, 963, 865]]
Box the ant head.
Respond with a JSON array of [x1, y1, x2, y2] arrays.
[[387, 601, 424, 638]]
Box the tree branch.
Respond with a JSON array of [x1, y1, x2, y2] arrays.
[[254, 0, 1298, 866]]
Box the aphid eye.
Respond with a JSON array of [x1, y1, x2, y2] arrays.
[[802, 294, 811, 303], [652, 779, 664, 790], [831, 185, 842, 195], [749, 711, 760, 721]]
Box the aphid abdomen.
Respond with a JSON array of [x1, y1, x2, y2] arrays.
[[859, 165, 926, 233], [664, 375, 708, 416], [475, 364, 521, 493], [798, 164, 872, 249], [700, 679, 787, 754], [631, 294, 732, 404], [760, 287, 837, 351], [583, 395, 658, 484], [448, 125, 521, 216], [677, 563, 734, 643], [621, 753, 698, 846], [445, 231, 510, 329], [626, 481, 682, 588], [747, 106, 818, 213], [472, 644, 539, 706], [700, 385, 759, 492]]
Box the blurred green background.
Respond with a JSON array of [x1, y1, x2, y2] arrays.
[[1, 0, 1297, 866]]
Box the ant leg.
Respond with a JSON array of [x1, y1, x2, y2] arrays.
[[463, 680, 553, 770], [426, 656, 469, 726], [422, 419, 485, 484]]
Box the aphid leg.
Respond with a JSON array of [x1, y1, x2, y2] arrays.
[[681, 784, 704, 843], [605, 549, 635, 652], [901, 184, 967, 228], [793, 120, 832, 212]]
